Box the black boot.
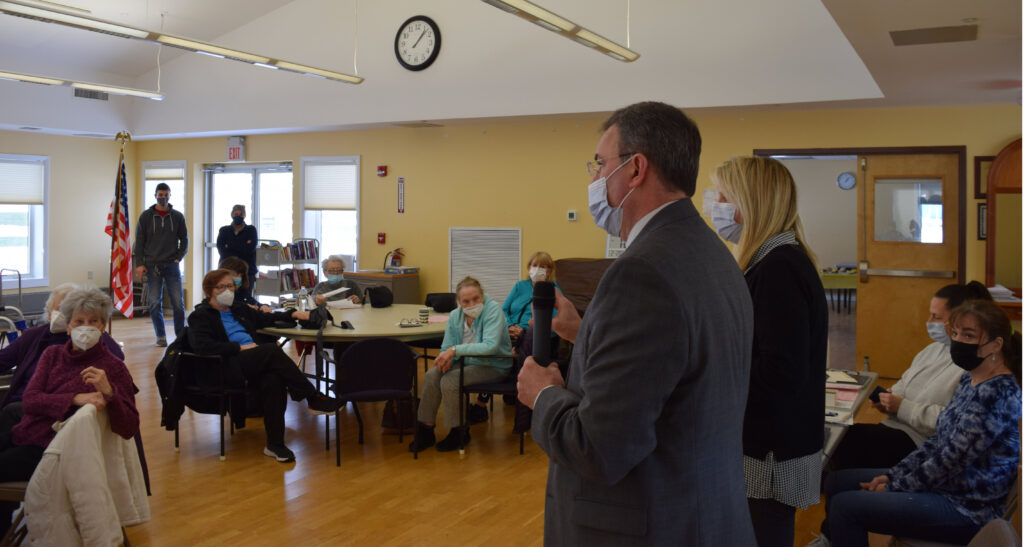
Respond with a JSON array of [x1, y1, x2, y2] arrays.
[[408, 422, 435, 452], [436, 427, 469, 452]]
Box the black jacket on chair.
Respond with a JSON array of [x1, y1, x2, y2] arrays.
[[186, 300, 295, 357]]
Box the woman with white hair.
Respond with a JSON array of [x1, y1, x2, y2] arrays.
[[0, 283, 122, 409], [711, 156, 828, 547], [312, 255, 361, 306], [0, 285, 139, 534]]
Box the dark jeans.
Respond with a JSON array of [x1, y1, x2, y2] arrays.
[[821, 468, 980, 547], [825, 423, 918, 474], [0, 403, 42, 535], [231, 344, 318, 446], [747, 498, 795, 547], [146, 263, 185, 339]]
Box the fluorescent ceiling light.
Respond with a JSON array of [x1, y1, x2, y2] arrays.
[[0, 0, 362, 84], [0, 0, 150, 38], [274, 61, 364, 84], [71, 82, 164, 100], [0, 70, 63, 85], [155, 34, 270, 64], [481, 0, 639, 62], [0, 68, 164, 100]]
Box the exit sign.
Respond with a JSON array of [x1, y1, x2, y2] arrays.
[[227, 136, 246, 162]]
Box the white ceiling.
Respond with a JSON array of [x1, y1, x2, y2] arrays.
[[0, 0, 1018, 139]]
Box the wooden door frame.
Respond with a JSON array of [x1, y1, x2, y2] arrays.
[[753, 146, 967, 283]]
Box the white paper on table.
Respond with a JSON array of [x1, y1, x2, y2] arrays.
[[321, 286, 350, 298], [327, 299, 360, 309]]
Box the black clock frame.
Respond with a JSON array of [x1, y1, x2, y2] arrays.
[[395, 15, 441, 72]]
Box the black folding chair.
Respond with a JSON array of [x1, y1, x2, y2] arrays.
[[456, 353, 519, 455], [173, 351, 247, 461], [327, 338, 420, 467]]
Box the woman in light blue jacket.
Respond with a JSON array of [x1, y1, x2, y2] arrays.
[[409, 276, 512, 452]]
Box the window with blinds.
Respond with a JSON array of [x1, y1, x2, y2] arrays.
[[449, 227, 522, 304], [301, 156, 360, 265], [0, 154, 48, 286]]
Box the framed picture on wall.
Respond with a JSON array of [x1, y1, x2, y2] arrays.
[[977, 203, 987, 240], [974, 155, 995, 199]]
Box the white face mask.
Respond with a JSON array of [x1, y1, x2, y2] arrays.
[[926, 321, 950, 345], [463, 303, 484, 319], [70, 326, 101, 351], [529, 266, 547, 282], [588, 154, 637, 237], [215, 290, 235, 307], [49, 310, 67, 333], [710, 201, 742, 244]]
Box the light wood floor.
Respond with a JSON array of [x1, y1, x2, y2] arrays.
[[114, 312, 878, 546]]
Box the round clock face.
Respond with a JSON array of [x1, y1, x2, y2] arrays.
[[395, 16, 441, 71], [837, 171, 857, 190]]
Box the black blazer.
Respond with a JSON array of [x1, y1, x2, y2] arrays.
[[187, 300, 294, 357], [743, 244, 828, 460]]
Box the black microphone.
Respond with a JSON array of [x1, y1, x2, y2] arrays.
[[532, 281, 555, 366]]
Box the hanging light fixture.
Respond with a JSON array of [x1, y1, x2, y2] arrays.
[[0, 69, 165, 100], [0, 0, 363, 84], [480, 0, 639, 62]]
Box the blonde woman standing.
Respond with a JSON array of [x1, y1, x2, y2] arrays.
[[711, 156, 828, 547]]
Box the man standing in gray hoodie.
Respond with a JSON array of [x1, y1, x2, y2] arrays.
[[132, 183, 188, 346]]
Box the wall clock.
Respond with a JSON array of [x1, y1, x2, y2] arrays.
[[837, 171, 857, 190], [395, 15, 441, 71]]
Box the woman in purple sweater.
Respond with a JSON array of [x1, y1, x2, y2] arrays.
[[0, 286, 139, 534]]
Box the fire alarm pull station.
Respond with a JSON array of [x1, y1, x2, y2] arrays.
[[377, 232, 386, 244], [377, 166, 387, 177]]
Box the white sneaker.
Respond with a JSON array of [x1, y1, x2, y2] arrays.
[[806, 534, 831, 547]]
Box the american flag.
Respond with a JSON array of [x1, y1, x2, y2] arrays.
[[105, 151, 133, 318]]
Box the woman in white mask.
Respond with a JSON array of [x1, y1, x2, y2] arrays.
[[502, 252, 559, 346], [712, 156, 828, 547], [825, 281, 992, 475], [0, 286, 139, 535], [410, 276, 513, 453], [187, 269, 341, 463], [0, 283, 123, 410]]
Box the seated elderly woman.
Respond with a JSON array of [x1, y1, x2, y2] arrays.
[[0, 286, 139, 534], [0, 283, 123, 411], [187, 269, 342, 463], [813, 299, 1020, 547], [312, 255, 361, 307], [218, 256, 270, 312], [409, 276, 512, 453]]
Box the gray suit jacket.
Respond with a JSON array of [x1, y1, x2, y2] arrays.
[[533, 199, 755, 545]]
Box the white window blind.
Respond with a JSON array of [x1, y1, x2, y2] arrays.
[[0, 156, 45, 204], [449, 227, 522, 305], [303, 156, 358, 210]]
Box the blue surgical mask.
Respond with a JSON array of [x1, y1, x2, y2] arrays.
[[232, 277, 242, 287], [926, 321, 949, 345], [327, 274, 344, 284], [588, 154, 637, 237], [710, 202, 742, 244]]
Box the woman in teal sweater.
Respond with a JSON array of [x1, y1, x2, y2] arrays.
[[410, 276, 513, 452], [502, 251, 559, 345]]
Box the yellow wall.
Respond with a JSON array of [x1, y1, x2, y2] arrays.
[[0, 130, 134, 295], [4, 103, 1019, 306]]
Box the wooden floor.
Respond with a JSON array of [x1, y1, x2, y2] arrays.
[[114, 309, 878, 546]]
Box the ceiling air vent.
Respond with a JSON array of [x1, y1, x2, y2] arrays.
[[73, 88, 109, 100], [71, 133, 114, 139], [18, 126, 41, 131], [890, 25, 978, 46]]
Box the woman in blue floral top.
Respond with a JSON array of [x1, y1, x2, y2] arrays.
[[814, 299, 1020, 547]]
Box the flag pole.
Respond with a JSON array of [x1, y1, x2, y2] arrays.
[[108, 130, 131, 335]]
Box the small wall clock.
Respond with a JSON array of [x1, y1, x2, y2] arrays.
[[837, 171, 857, 190], [395, 15, 441, 71]]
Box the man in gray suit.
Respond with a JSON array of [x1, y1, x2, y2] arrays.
[[518, 102, 755, 545]]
